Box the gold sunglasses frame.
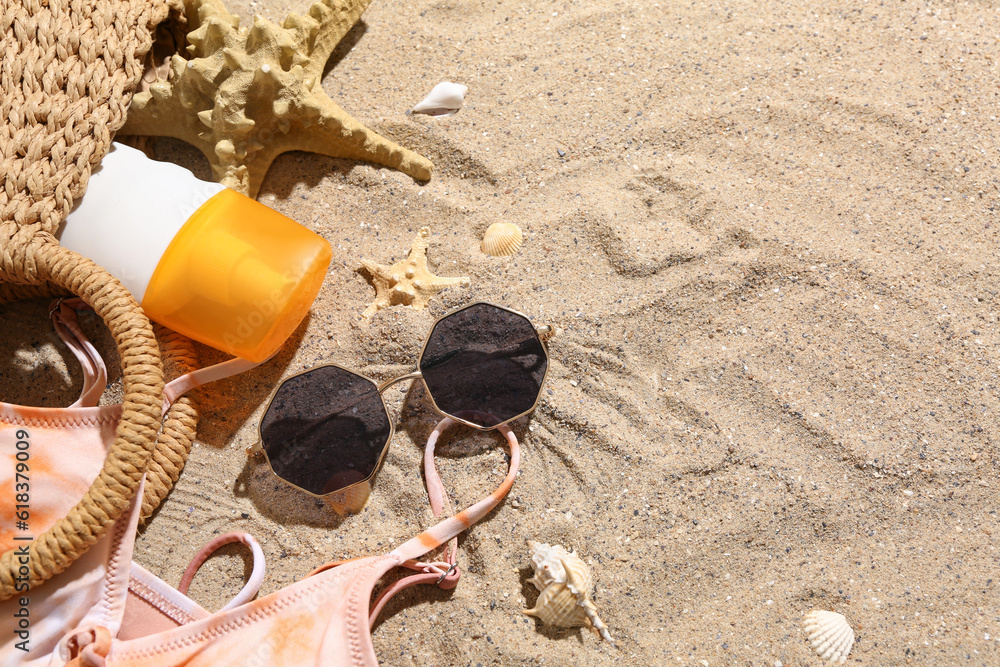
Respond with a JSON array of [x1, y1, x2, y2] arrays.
[[250, 302, 552, 499]]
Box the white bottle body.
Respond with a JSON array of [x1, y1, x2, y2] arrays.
[[59, 142, 225, 302]]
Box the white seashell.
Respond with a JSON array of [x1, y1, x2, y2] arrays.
[[803, 609, 855, 663], [523, 541, 613, 643], [412, 82, 468, 116], [481, 222, 523, 257]]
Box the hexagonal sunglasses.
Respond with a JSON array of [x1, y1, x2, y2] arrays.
[[250, 303, 550, 497]]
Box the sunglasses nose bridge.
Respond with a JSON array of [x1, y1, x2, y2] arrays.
[[377, 370, 423, 395]]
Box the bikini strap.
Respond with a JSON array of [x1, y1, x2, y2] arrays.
[[50, 298, 108, 408], [177, 532, 267, 611], [391, 417, 519, 562], [371, 417, 519, 624], [161, 357, 262, 410], [50, 298, 264, 412]]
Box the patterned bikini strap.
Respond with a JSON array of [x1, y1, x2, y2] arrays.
[[50, 298, 263, 412], [365, 416, 520, 626], [63, 531, 266, 667]]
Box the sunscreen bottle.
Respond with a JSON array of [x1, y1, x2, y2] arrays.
[[59, 143, 332, 362]]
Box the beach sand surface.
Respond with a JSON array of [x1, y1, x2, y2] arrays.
[[2, 0, 999, 664]]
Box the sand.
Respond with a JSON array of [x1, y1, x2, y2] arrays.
[[2, 0, 999, 664]]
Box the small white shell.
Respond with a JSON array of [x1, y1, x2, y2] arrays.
[[803, 609, 855, 663], [412, 82, 468, 116], [481, 222, 523, 257]]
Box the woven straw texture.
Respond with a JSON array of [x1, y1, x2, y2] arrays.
[[0, 0, 199, 599], [145, 325, 200, 521]]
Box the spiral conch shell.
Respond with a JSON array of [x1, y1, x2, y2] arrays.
[[523, 541, 613, 643], [412, 81, 468, 116], [481, 222, 523, 257], [803, 609, 855, 663]]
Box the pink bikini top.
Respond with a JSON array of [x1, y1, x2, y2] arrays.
[[0, 300, 257, 665], [68, 416, 519, 667], [0, 302, 521, 667]]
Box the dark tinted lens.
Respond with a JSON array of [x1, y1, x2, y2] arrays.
[[419, 304, 547, 428], [260, 366, 392, 495]]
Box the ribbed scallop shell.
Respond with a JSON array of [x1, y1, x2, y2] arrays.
[[323, 480, 371, 515], [803, 609, 855, 663], [523, 541, 613, 643], [481, 222, 523, 257]]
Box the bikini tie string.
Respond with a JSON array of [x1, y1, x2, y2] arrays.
[[64, 625, 111, 667]]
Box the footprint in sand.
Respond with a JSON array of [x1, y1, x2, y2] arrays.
[[576, 166, 715, 277]]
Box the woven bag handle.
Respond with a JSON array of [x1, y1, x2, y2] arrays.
[[0, 241, 164, 599], [143, 325, 199, 521], [0, 269, 204, 590]]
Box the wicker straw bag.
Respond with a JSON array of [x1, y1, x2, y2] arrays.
[[0, 0, 202, 599]]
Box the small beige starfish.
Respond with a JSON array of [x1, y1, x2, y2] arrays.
[[359, 227, 469, 318], [122, 0, 432, 197]]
